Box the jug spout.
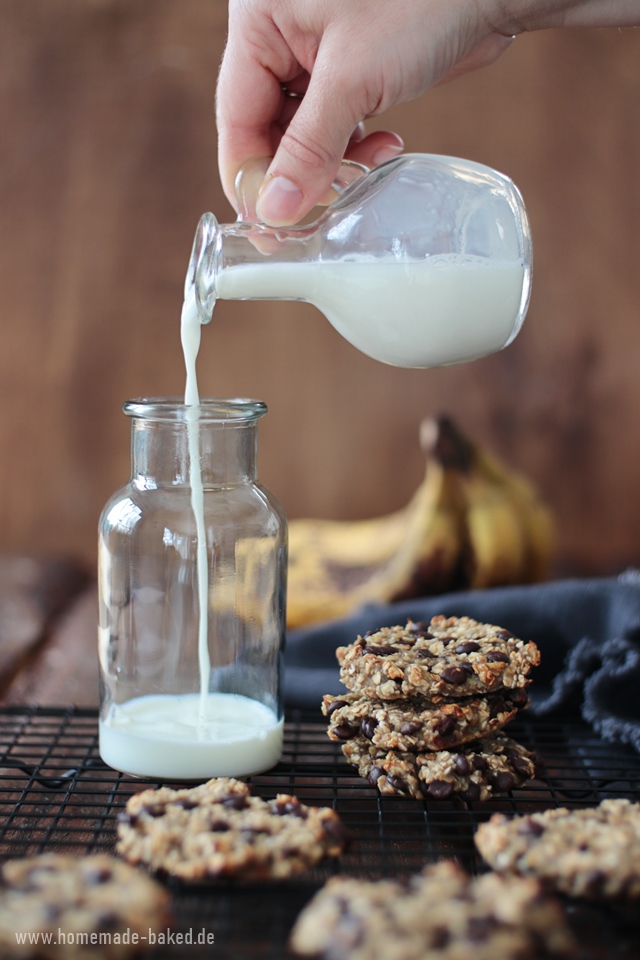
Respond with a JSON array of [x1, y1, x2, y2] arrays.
[[185, 211, 324, 324]]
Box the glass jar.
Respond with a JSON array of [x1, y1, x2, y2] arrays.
[[98, 398, 287, 780]]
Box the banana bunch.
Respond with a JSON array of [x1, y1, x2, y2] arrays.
[[286, 416, 554, 629]]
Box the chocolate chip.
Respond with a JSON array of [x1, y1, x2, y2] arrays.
[[407, 621, 433, 638], [468, 917, 498, 942], [435, 714, 457, 737], [455, 641, 480, 654], [459, 661, 475, 675], [175, 797, 199, 810], [490, 771, 515, 792], [400, 721, 422, 736], [322, 819, 349, 845], [361, 717, 378, 740], [496, 629, 514, 639], [486, 650, 510, 663], [426, 780, 453, 799], [472, 755, 487, 772], [116, 811, 138, 827], [453, 755, 471, 775], [440, 666, 467, 685], [368, 766, 384, 787], [363, 644, 397, 657], [209, 820, 230, 832], [385, 774, 407, 793], [333, 722, 359, 741], [459, 783, 481, 802], [145, 804, 165, 818], [325, 699, 348, 717], [414, 649, 436, 660], [86, 865, 112, 884], [489, 699, 505, 719], [271, 798, 308, 818], [511, 758, 532, 777], [439, 636, 456, 646], [517, 817, 545, 837], [222, 795, 248, 810], [431, 928, 450, 949]]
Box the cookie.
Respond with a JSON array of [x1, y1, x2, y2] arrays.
[[116, 776, 348, 881], [0, 854, 169, 959], [289, 858, 575, 960], [475, 797, 640, 899], [343, 733, 539, 801], [323, 687, 528, 752], [337, 617, 540, 702]]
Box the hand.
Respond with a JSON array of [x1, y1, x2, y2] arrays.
[[216, 0, 639, 226], [216, 0, 514, 225]]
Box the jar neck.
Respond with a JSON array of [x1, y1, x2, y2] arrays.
[[124, 398, 267, 489], [130, 417, 259, 488]]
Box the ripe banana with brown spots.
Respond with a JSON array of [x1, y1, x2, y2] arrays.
[[286, 417, 554, 629]]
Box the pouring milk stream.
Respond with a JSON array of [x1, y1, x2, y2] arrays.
[[100, 154, 531, 779]]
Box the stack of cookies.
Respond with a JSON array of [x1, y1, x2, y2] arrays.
[[322, 615, 541, 802]]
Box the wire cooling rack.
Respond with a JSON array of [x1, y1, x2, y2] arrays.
[[0, 706, 639, 958]]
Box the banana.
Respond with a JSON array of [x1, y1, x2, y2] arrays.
[[434, 417, 554, 589], [286, 420, 466, 629], [286, 416, 555, 629], [471, 447, 555, 584]]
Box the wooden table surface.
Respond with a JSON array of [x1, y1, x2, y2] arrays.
[[0, 554, 99, 707]]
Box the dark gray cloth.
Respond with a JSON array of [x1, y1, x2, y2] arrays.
[[284, 572, 640, 752]]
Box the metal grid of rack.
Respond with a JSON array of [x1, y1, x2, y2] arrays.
[[0, 707, 639, 958]]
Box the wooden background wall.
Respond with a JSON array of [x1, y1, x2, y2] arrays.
[[0, 0, 639, 578]]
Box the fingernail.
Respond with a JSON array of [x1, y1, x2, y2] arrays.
[[256, 175, 304, 225], [372, 144, 404, 166]]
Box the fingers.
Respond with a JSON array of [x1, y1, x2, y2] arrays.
[[255, 47, 378, 225], [344, 131, 404, 169], [216, 6, 298, 208]]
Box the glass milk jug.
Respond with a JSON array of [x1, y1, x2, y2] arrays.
[[186, 153, 532, 368], [98, 398, 287, 780]]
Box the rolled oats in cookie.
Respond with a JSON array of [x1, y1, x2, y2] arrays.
[[323, 688, 528, 752], [116, 776, 348, 881], [337, 617, 540, 702], [475, 798, 640, 899], [0, 853, 170, 959], [343, 734, 539, 801], [289, 858, 575, 960]]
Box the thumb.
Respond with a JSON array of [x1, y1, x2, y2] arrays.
[[256, 60, 363, 225]]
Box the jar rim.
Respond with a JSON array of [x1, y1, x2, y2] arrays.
[[123, 397, 267, 423]]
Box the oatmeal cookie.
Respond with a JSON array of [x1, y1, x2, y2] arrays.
[[116, 776, 347, 881], [343, 733, 539, 801], [289, 858, 575, 960], [337, 617, 539, 702], [475, 798, 640, 899], [0, 854, 169, 959], [323, 687, 528, 752]]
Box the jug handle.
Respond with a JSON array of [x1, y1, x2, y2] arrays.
[[234, 159, 369, 224]]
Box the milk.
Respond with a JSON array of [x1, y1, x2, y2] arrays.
[[215, 255, 526, 367], [100, 694, 283, 780], [179, 287, 211, 724]]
